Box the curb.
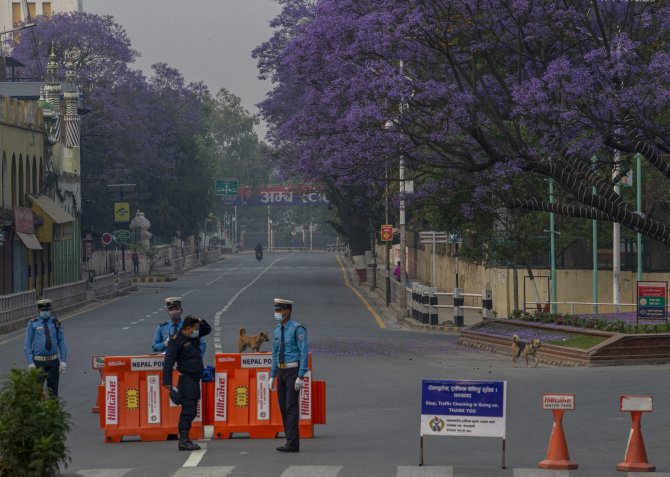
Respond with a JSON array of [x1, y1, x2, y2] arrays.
[[133, 275, 177, 283]]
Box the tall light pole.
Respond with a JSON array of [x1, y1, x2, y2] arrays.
[[399, 156, 407, 311]]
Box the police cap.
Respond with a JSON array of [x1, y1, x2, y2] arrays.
[[274, 298, 293, 310], [165, 297, 182, 308], [36, 299, 52, 309]]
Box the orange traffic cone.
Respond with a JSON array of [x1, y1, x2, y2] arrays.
[[617, 411, 655, 472], [539, 409, 578, 470]]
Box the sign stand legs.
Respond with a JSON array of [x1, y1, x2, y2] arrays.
[[502, 438, 506, 469], [419, 436, 424, 466]]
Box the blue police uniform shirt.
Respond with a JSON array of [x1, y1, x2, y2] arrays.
[[24, 313, 68, 364], [152, 319, 206, 356], [270, 319, 308, 379]]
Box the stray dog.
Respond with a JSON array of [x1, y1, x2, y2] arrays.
[[512, 334, 541, 367], [238, 328, 270, 353]]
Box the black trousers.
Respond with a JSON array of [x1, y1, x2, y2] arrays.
[[35, 359, 59, 396], [277, 367, 300, 450], [177, 375, 200, 435]]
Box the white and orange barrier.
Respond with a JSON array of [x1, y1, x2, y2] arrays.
[[212, 352, 326, 439], [97, 355, 203, 442]]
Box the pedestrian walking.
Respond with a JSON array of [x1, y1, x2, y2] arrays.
[[268, 298, 309, 453], [23, 299, 68, 396], [162, 315, 211, 451], [152, 297, 206, 356], [394, 261, 401, 281], [131, 251, 140, 276]]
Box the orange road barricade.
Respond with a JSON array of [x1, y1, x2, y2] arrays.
[[538, 393, 578, 470], [212, 353, 326, 439], [97, 355, 203, 443], [617, 395, 655, 472]]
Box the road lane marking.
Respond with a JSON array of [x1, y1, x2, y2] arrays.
[[396, 467, 454, 477], [213, 255, 291, 351], [182, 442, 207, 467], [77, 469, 133, 477], [279, 467, 342, 477], [336, 256, 385, 329], [123, 327, 130, 330], [513, 470, 572, 477], [171, 466, 234, 476]]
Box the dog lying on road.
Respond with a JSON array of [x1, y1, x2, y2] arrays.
[[238, 328, 270, 353], [512, 334, 541, 367]]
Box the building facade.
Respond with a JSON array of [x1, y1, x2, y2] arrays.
[[0, 0, 81, 31], [0, 46, 81, 295]]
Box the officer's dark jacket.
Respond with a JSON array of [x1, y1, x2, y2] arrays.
[[162, 320, 212, 386]]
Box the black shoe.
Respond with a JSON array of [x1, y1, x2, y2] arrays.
[[276, 445, 299, 453], [179, 440, 201, 451]]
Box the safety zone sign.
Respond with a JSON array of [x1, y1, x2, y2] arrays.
[[637, 281, 667, 321]]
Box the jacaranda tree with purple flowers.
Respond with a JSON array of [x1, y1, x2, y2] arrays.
[[259, 0, 670, 250]]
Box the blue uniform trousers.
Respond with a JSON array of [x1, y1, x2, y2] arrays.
[[277, 367, 300, 450], [36, 358, 60, 396], [177, 375, 200, 434]]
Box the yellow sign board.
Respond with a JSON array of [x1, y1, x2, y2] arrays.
[[114, 202, 131, 224]]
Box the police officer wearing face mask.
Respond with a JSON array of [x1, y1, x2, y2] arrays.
[[24, 299, 68, 396], [162, 315, 211, 451], [268, 298, 309, 453], [152, 297, 206, 356]]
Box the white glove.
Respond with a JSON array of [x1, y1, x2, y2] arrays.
[[164, 338, 169, 347], [267, 378, 275, 391], [294, 377, 304, 391], [28, 363, 36, 369], [59, 362, 67, 375]]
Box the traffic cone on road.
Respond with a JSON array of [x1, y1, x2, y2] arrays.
[[616, 411, 655, 472], [539, 409, 578, 470]]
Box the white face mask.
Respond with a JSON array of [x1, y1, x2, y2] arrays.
[[274, 312, 283, 321], [39, 311, 50, 319]]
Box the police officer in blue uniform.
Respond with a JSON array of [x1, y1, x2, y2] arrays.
[[24, 299, 68, 396], [152, 297, 206, 356], [268, 298, 309, 453], [162, 315, 211, 451]]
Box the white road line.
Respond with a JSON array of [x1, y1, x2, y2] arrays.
[[122, 327, 130, 330], [139, 318, 145, 322], [182, 443, 207, 467], [396, 467, 454, 477], [131, 322, 137, 325], [77, 469, 133, 477], [512, 470, 572, 477], [279, 466, 342, 477], [145, 314, 152, 318], [170, 466, 234, 476], [212, 255, 290, 351]]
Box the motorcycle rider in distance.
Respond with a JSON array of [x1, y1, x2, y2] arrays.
[[255, 243, 263, 261]]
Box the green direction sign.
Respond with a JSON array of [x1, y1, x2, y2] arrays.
[[215, 178, 238, 197], [113, 230, 131, 245]]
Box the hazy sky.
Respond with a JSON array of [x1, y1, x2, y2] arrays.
[[83, 0, 282, 138]]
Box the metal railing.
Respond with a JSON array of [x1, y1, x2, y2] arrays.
[[93, 273, 116, 298], [43, 280, 87, 310], [0, 289, 36, 325], [523, 301, 640, 316]]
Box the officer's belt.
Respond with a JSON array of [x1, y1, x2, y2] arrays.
[[33, 354, 58, 362], [278, 362, 298, 369]]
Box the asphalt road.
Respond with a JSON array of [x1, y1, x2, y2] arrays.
[[1, 252, 670, 477]]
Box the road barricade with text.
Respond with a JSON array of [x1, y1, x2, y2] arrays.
[[97, 355, 203, 442], [212, 352, 326, 439]]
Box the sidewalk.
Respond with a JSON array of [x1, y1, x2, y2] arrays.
[[341, 258, 483, 334]]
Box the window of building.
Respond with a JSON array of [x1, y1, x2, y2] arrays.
[[42, 2, 51, 17], [12, 2, 36, 25]]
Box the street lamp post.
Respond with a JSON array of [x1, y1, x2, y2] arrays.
[[399, 157, 407, 312]]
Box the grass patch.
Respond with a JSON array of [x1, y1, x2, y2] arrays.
[[545, 334, 607, 349]]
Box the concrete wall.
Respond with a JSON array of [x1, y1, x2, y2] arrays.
[[378, 244, 670, 318]]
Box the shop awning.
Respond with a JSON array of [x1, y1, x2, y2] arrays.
[[16, 231, 42, 250], [30, 195, 74, 224]]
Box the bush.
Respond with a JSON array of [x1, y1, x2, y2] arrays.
[[0, 368, 71, 477]]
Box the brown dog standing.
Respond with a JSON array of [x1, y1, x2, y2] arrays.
[[238, 328, 270, 353], [512, 334, 541, 367]]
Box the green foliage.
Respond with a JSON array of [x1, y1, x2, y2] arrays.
[[514, 313, 669, 335], [0, 368, 71, 477]]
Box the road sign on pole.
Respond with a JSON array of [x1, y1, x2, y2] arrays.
[[102, 232, 112, 245], [381, 225, 393, 242], [215, 179, 239, 197], [113, 230, 131, 245]]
